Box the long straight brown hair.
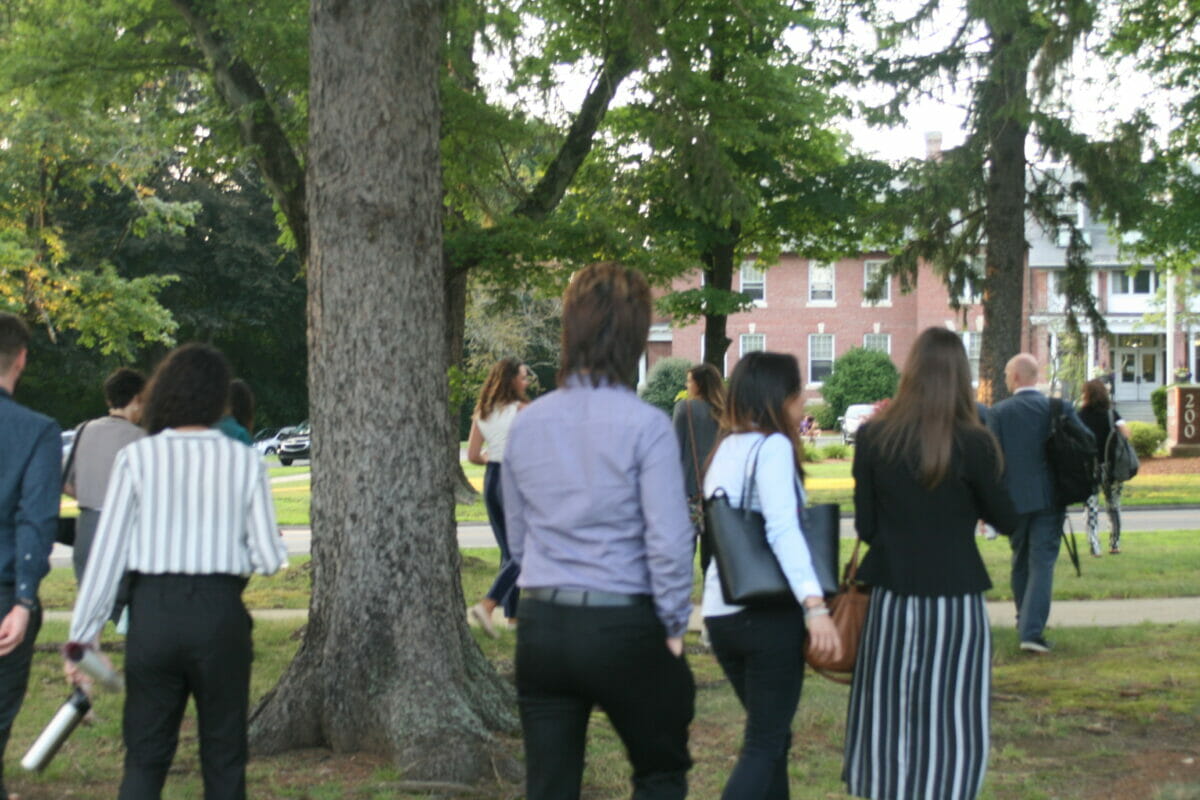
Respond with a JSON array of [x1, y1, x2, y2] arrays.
[[870, 326, 997, 488], [712, 351, 805, 480]]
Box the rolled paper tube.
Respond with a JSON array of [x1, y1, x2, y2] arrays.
[[63, 642, 123, 692], [21, 688, 91, 772]]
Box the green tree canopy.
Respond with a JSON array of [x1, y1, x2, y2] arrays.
[[819, 347, 899, 420]]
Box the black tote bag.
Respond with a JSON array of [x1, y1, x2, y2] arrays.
[[704, 440, 840, 605]]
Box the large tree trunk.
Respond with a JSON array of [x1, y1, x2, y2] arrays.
[[977, 9, 1034, 405], [248, 0, 516, 781], [701, 223, 740, 375]]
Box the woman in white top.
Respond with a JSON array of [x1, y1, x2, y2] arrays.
[[66, 343, 287, 800], [466, 358, 530, 636], [702, 351, 840, 800]]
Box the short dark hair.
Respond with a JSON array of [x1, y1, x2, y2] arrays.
[[229, 378, 255, 431], [103, 368, 146, 409], [142, 344, 231, 434], [559, 262, 651, 388], [0, 313, 30, 374]]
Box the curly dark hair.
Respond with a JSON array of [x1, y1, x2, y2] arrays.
[[142, 344, 232, 434]]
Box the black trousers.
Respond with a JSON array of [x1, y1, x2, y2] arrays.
[[705, 605, 808, 800], [120, 574, 251, 800], [516, 597, 695, 800], [0, 586, 41, 799]]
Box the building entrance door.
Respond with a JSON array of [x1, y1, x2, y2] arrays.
[[1114, 345, 1160, 403]]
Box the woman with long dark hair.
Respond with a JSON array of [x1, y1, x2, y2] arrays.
[[1077, 378, 1131, 555], [672, 363, 725, 571], [702, 351, 840, 800], [66, 343, 287, 800], [466, 357, 530, 635], [843, 327, 1017, 800]]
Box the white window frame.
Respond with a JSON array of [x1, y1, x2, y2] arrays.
[[739, 332, 766, 357], [739, 261, 766, 306], [808, 261, 836, 306], [862, 260, 891, 306], [1110, 268, 1157, 296], [808, 333, 834, 385], [962, 331, 981, 384], [863, 333, 891, 354]]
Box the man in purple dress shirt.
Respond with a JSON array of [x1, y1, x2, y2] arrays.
[[503, 262, 696, 800]]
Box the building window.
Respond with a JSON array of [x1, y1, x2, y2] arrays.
[[1111, 269, 1156, 295], [740, 333, 765, 356], [809, 334, 834, 383], [863, 260, 890, 304], [740, 262, 765, 304], [863, 333, 891, 354], [809, 262, 835, 303], [962, 332, 981, 382]]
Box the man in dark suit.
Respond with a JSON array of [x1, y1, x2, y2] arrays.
[[0, 313, 60, 798], [987, 353, 1086, 654]]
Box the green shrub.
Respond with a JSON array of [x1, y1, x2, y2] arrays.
[[1127, 421, 1167, 458], [820, 443, 851, 460], [802, 443, 824, 463], [639, 357, 692, 415], [807, 401, 838, 431], [1151, 385, 1169, 429], [820, 347, 899, 421]]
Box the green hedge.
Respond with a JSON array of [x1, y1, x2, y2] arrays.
[[1127, 421, 1167, 458]]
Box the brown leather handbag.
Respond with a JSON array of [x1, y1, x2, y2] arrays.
[[805, 538, 869, 684]]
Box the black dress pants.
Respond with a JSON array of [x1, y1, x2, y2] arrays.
[[120, 574, 251, 800], [516, 597, 695, 800], [705, 605, 808, 800], [0, 586, 41, 800]]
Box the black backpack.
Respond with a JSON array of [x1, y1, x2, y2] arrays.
[[1045, 397, 1099, 506]]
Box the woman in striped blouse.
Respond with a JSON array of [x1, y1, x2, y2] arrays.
[[843, 328, 1017, 800], [66, 343, 287, 800]]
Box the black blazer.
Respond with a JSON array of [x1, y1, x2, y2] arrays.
[[853, 422, 1018, 596]]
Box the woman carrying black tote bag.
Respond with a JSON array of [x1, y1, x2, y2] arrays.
[[701, 352, 841, 800]]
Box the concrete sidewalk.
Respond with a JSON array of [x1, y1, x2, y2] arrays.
[[46, 597, 1199, 630]]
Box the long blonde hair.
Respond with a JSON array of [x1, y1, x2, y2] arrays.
[[870, 327, 998, 488]]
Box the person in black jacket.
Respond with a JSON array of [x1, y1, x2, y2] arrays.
[[843, 327, 1017, 800], [1077, 379, 1131, 556], [671, 363, 724, 572]]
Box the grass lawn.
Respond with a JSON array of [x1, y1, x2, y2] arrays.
[[8, 618, 1197, 799], [176, 453, 1198, 529], [36, 529, 1200, 618]]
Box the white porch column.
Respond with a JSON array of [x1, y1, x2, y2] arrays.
[[1166, 269, 1177, 382], [1087, 332, 1097, 377]]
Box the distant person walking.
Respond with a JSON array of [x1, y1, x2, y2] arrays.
[[466, 357, 531, 636], [63, 367, 147, 583], [67, 343, 288, 800], [0, 313, 60, 800], [987, 353, 1088, 654], [1077, 379, 1131, 556], [503, 262, 696, 800], [843, 328, 1017, 800], [672, 363, 724, 571], [703, 351, 840, 800], [214, 379, 254, 445]]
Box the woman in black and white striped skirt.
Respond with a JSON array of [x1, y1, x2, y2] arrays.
[[843, 327, 1018, 800]]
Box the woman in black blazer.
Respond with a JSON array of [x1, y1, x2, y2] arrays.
[[843, 327, 1018, 800]]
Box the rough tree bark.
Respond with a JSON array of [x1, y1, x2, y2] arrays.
[[977, 7, 1034, 405], [701, 223, 740, 375], [248, 0, 516, 781]]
